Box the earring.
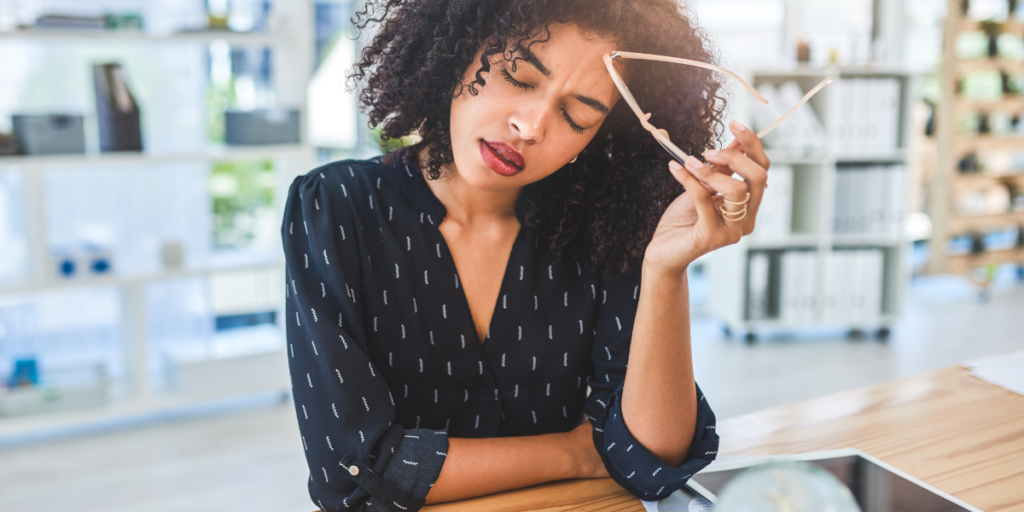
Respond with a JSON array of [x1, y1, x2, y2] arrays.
[[570, 155, 579, 164]]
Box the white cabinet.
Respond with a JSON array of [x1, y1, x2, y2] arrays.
[[0, 1, 316, 441], [708, 69, 916, 342]]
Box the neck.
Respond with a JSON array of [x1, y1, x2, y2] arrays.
[[421, 152, 522, 227]]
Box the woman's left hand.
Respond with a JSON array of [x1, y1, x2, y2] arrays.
[[643, 120, 771, 274]]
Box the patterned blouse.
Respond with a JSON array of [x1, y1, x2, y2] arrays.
[[282, 156, 719, 512]]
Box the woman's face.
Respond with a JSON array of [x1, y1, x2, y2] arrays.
[[447, 23, 622, 192]]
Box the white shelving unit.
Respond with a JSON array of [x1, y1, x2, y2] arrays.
[[0, 2, 316, 442], [707, 68, 917, 343]]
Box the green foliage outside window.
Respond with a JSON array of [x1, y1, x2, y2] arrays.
[[210, 159, 276, 250]]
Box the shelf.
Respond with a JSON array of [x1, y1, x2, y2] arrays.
[[958, 20, 1024, 32], [0, 144, 313, 168], [831, 235, 904, 247], [835, 150, 909, 163], [956, 59, 1024, 74], [751, 66, 913, 78], [955, 98, 1024, 113], [948, 210, 1024, 234], [763, 150, 909, 165], [952, 136, 1024, 156], [0, 373, 290, 446], [0, 28, 296, 45], [736, 314, 899, 331], [954, 173, 1024, 186], [0, 258, 283, 296], [946, 248, 1024, 274], [747, 235, 820, 250], [765, 151, 830, 165]]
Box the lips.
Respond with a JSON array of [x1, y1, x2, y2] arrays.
[[479, 139, 525, 177]]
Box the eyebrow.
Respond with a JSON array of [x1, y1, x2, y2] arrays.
[[522, 52, 611, 114]]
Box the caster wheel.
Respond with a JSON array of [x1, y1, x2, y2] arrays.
[[876, 327, 891, 342], [744, 332, 757, 345], [722, 325, 733, 338], [848, 329, 867, 340]]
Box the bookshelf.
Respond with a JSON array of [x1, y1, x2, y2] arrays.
[[707, 68, 916, 343], [928, 0, 1024, 287], [0, 2, 316, 442]]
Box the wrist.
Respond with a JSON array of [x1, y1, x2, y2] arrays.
[[642, 258, 688, 285]]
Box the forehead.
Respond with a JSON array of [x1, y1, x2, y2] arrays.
[[514, 23, 622, 95]]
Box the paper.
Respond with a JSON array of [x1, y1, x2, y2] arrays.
[[964, 350, 1024, 396]]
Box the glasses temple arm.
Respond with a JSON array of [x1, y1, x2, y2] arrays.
[[612, 51, 769, 105], [755, 77, 835, 138]]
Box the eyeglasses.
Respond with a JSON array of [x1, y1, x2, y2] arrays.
[[602, 51, 834, 165]]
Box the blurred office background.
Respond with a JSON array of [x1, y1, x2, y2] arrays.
[[0, 0, 1021, 511]]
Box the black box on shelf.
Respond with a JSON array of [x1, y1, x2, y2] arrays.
[[11, 114, 86, 155], [93, 63, 143, 152], [224, 109, 301, 146]]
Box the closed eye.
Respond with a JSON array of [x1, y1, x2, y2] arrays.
[[501, 68, 588, 135], [561, 109, 586, 134], [501, 69, 532, 90]]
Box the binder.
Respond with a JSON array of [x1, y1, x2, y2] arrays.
[[746, 252, 771, 321], [752, 165, 794, 240], [93, 63, 143, 152]]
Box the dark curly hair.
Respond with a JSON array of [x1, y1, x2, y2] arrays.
[[352, 0, 725, 280]]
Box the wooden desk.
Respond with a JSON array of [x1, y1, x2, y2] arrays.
[[423, 366, 1024, 511]]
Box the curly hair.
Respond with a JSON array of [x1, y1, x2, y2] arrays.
[[352, 0, 725, 280]]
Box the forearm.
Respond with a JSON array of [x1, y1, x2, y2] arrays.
[[620, 263, 697, 467], [424, 430, 586, 504]]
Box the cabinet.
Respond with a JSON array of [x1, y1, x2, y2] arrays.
[[0, 2, 316, 443], [707, 68, 916, 342], [929, 1, 1024, 287]]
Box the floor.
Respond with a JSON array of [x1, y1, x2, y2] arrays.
[[1, 274, 1022, 512]]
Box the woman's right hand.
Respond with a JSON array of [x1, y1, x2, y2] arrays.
[[566, 421, 610, 479]]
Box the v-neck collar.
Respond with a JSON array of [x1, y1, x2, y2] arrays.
[[392, 154, 530, 352]]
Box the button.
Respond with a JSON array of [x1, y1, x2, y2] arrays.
[[348, 465, 360, 476]]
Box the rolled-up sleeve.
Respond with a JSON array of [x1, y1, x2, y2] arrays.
[[584, 269, 719, 501], [283, 169, 447, 512]]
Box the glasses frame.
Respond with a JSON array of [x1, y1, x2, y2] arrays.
[[602, 51, 834, 166]]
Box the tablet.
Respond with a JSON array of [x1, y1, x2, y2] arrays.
[[684, 449, 982, 512]]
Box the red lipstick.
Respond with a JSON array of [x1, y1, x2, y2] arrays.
[[479, 139, 525, 177]]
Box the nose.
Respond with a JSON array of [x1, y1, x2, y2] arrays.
[[509, 102, 550, 144]]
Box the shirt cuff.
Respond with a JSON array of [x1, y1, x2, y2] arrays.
[[367, 429, 448, 510], [591, 384, 719, 501]]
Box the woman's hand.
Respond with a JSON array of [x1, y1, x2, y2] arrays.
[[565, 421, 609, 479], [643, 120, 770, 274]]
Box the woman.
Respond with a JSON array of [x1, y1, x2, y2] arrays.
[[282, 0, 769, 510]]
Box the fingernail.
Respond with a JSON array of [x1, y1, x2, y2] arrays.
[[685, 156, 704, 169], [669, 160, 683, 170], [730, 120, 747, 132], [704, 149, 720, 158]]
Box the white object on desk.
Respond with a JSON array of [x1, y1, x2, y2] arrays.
[[964, 349, 1024, 396]]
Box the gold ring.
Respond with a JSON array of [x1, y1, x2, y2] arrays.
[[723, 192, 751, 206], [720, 206, 748, 222]]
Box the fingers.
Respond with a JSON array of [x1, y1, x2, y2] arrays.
[[725, 120, 770, 170], [668, 160, 721, 227], [695, 149, 766, 236], [683, 155, 752, 207]]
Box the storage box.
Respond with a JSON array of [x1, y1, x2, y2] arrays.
[[224, 109, 301, 145], [11, 114, 86, 155]]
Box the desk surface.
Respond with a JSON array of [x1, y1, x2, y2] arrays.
[[423, 366, 1024, 511]]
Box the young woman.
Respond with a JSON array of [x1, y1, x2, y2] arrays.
[[282, 0, 769, 510]]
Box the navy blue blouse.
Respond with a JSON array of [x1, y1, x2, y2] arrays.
[[282, 156, 719, 511]]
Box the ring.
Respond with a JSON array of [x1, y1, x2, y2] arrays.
[[723, 192, 751, 206], [720, 206, 748, 222]]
